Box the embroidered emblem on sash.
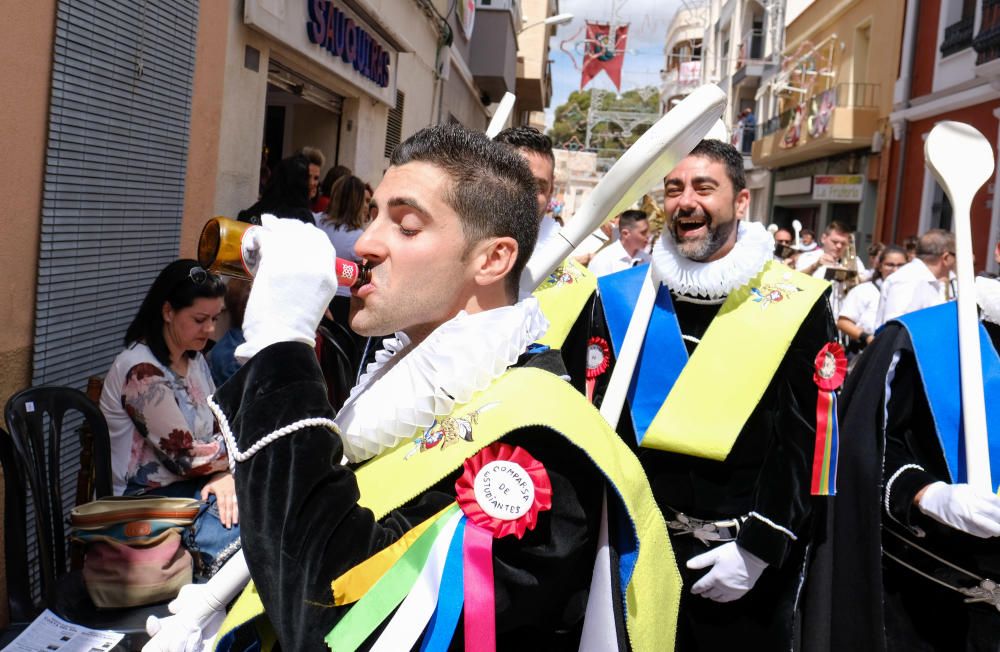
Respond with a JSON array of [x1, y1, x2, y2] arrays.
[[540, 263, 581, 289], [405, 402, 500, 459], [750, 279, 801, 308]]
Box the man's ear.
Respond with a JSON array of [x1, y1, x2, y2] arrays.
[[472, 236, 518, 289], [734, 188, 751, 219]]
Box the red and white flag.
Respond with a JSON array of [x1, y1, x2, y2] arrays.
[[580, 22, 628, 90]]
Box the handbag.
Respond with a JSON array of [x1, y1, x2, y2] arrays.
[[70, 495, 201, 608]]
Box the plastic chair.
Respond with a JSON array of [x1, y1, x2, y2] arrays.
[[318, 321, 360, 410], [2, 385, 167, 649]]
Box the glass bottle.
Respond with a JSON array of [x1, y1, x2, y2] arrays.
[[198, 216, 369, 288]]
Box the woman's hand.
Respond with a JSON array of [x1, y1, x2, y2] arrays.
[[201, 472, 239, 528]]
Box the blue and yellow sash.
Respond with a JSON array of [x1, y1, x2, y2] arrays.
[[893, 302, 1000, 489], [217, 367, 679, 652], [599, 261, 829, 460]]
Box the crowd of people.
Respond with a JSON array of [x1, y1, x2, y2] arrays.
[[94, 124, 1000, 652]]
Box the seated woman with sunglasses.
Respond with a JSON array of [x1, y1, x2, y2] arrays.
[[100, 259, 239, 579]]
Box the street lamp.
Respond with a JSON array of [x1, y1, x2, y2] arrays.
[[519, 13, 574, 34]]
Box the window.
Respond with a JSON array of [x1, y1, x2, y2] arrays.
[[384, 90, 405, 158]]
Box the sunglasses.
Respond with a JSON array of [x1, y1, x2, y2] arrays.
[[187, 266, 210, 285]]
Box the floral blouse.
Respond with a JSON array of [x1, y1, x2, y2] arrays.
[[100, 343, 229, 495]]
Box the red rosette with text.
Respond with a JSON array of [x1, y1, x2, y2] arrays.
[[455, 442, 552, 539]]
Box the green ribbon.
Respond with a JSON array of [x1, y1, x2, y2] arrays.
[[325, 503, 460, 651]]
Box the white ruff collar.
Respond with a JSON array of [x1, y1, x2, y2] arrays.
[[977, 276, 1000, 325], [334, 298, 549, 462], [651, 220, 773, 299]]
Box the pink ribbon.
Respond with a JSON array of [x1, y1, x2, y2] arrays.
[[462, 521, 496, 652]]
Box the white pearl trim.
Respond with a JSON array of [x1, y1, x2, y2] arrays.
[[208, 394, 340, 472]]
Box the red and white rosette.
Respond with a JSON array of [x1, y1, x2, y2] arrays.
[[585, 336, 611, 403], [455, 443, 552, 538], [813, 341, 847, 391], [454, 443, 552, 651], [810, 342, 847, 496]]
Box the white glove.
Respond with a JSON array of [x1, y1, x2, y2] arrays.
[[687, 541, 768, 603], [143, 551, 251, 652], [234, 214, 338, 362], [916, 481, 1000, 538]]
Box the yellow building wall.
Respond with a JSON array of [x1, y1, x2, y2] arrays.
[[782, 0, 904, 122], [0, 1, 56, 409]]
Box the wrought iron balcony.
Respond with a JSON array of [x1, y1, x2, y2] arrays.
[[941, 16, 974, 57], [974, 0, 1000, 66]]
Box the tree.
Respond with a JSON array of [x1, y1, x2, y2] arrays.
[[548, 87, 660, 160]]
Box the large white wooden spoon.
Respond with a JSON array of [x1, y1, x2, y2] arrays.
[[924, 121, 995, 492]]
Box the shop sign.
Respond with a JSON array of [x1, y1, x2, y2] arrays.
[[812, 175, 864, 202], [775, 176, 812, 196], [307, 0, 390, 88], [244, 0, 397, 106]]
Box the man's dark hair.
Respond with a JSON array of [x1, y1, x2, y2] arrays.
[[689, 139, 746, 192], [125, 259, 226, 367], [390, 124, 539, 298], [917, 228, 955, 260], [618, 209, 648, 231], [801, 228, 816, 239], [493, 126, 555, 165], [825, 220, 853, 235]]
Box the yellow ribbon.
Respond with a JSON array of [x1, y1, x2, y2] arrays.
[[330, 503, 456, 606]]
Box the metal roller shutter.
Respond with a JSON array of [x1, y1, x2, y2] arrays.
[[34, 0, 199, 388], [25, 0, 199, 602]]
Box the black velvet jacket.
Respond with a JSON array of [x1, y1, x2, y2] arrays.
[[215, 342, 625, 651], [633, 290, 836, 567], [802, 319, 1000, 652]]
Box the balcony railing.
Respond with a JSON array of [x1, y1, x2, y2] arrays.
[[941, 16, 975, 57], [738, 28, 765, 66], [756, 82, 879, 140], [974, 0, 1000, 66]]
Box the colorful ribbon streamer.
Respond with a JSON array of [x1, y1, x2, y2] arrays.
[[369, 510, 464, 651], [419, 520, 467, 651], [462, 522, 497, 652], [811, 390, 839, 495], [810, 342, 846, 496], [325, 504, 459, 651]]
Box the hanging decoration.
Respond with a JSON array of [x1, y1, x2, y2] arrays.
[[581, 22, 629, 90]]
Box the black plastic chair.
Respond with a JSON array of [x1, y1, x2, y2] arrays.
[[2, 386, 168, 649], [318, 320, 361, 410]]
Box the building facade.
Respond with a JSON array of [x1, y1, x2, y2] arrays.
[[752, 0, 904, 253], [0, 0, 536, 407], [882, 0, 1000, 275]]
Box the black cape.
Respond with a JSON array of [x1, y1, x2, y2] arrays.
[[801, 318, 1000, 652]]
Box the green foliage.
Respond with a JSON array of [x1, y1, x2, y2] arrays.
[[547, 87, 660, 156]]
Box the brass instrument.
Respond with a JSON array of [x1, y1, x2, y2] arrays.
[[824, 233, 860, 286]]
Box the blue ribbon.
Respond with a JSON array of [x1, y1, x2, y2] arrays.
[[419, 516, 467, 652], [598, 265, 688, 443], [893, 302, 1000, 487]]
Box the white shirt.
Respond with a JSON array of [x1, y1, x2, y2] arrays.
[[588, 239, 651, 277], [795, 249, 825, 277], [796, 248, 868, 316], [876, 258, 954, 326], [838, 280, 881, 335]]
